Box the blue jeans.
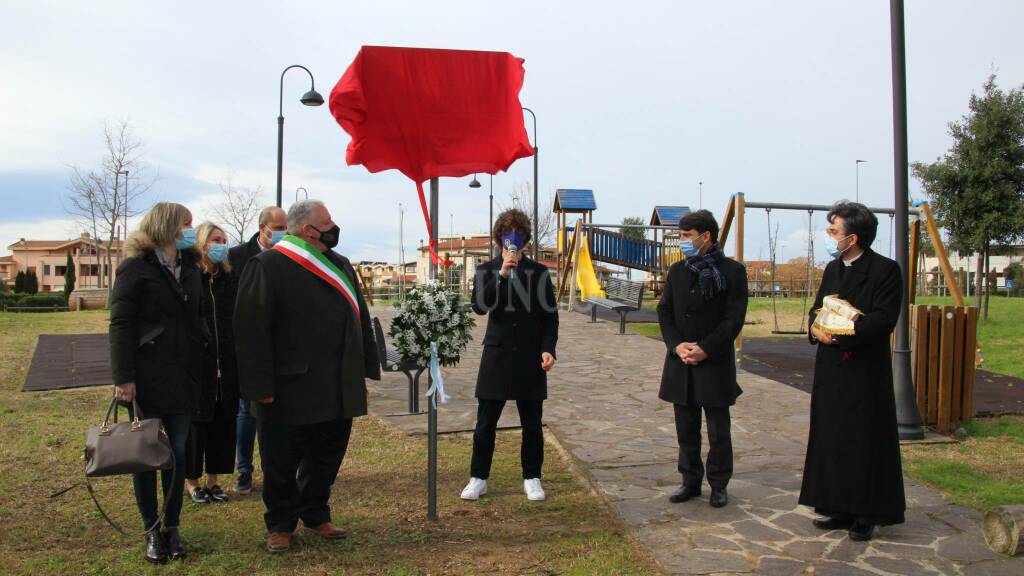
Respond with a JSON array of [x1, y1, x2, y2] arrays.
[[130, 411, 190, 531], [236, 399, 257, 475]]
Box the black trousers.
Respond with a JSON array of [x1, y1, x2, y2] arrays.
[[257, 417, 352, 533], [185, 406, 237, 480], [674, 403, 733, 490], [471, 399, 543, 480]]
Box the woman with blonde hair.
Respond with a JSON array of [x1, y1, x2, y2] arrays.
[[184, 222, 241, 505], [109, 202, 203, 563]]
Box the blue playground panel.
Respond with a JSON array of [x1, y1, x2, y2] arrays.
[[650, 206, 691, 227], [554, 189, 597, 211]]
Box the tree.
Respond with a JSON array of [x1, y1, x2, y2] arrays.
[[13, 271, 25, 294], [912, 75, 1024, 320], [496, 182, 556, 251], [0, 278, 7, 293], [211, 174, 263, 244], [63, 252, 76, 304], [24, 271, 38, 295], [64, 120, 156, 293], [620, 216, 646, 242]]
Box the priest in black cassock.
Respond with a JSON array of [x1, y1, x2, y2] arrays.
[[800, 201, 906, 542]]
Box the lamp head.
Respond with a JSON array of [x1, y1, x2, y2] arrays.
[[469, 174, 482, 189], [300, 89, 324, 106]]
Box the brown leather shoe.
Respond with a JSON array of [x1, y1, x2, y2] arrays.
[[306, 522, 348, 539], [266, 531, 293, 553]]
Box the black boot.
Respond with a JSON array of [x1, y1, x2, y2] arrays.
[[163, 527, 188, 560], [709, 487, 728, 508], [669, 484, 701, 503], [144, 530, 168, 564], [813, 516, 854, 530], [849, 521, 875, 542]]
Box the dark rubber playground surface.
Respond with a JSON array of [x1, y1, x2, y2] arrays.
[[739, 337, 1023, 416]]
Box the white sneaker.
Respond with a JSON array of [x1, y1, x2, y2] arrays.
[[460, 477, 488, 500], [524, 478, 546, 501]]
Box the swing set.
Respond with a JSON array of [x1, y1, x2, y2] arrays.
[[761, 206, 897, 335]]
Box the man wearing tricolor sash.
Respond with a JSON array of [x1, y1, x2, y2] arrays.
[[234, 199, 380, 553]]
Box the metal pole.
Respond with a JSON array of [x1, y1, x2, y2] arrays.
[[890, 0, 925, 440], [489, 175, 494, 259], [523, 107, 538, 259], [276, 114, 284, 208], [427, 177, 439, 521], [699, 181, 703, 209]]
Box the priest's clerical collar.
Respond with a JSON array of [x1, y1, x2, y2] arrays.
[[843, 249, 865, 267]]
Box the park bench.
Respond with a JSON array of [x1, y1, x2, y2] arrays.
[[372, 317, 426, 414], [587, 277, 645, 335]]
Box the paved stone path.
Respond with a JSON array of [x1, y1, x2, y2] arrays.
[[367, 306, 1022, 575]]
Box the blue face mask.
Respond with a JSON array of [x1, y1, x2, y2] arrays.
[[680, 234, 705, 258], [207, 243, 228, 263], [175, 227, 196, 250], [824, 234, 852, 258], [269, 230, 286, 246]]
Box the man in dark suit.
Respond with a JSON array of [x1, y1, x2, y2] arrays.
[[234, 200, 380, 553], [657, 209, 748, 508], [228, 206, 287, 495], [800, 201, 905, 542]]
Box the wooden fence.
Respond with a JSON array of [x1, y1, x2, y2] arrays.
[[910, 304, 978, 434]]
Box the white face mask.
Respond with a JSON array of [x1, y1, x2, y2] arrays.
[[824, 234, 853, 258]]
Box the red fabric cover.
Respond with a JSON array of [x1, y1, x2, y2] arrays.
[[330, 46, 534, 183], [329, 46, 535, 266]]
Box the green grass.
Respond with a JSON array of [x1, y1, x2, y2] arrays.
[[902, 415, 1024, 510], [0, 311, 662, 575]]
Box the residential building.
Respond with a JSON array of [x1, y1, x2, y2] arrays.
[[2, 234, 124, 292]]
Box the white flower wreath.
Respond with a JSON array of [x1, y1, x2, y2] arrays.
[[388, 280, 475, 367]]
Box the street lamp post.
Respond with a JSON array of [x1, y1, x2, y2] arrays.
[[522, 107, 538, 259], [855, 159, 867, 202], [699, 181, 703, 209], [889, 0, 924, 440], [277, 65, 324, 208]]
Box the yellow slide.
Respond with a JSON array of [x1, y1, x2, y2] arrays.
[[576, 232, 605, 299]]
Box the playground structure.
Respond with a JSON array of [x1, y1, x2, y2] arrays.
[[553, 189, 691, 305]]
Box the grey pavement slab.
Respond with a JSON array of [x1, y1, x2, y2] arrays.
[[366, 306, 1023, 575]]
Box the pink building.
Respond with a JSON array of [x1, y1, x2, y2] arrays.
[[1, 234, 124, 292]]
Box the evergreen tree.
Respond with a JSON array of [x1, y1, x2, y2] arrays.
[[912, 75, 1024, 319], [63, 252, 76, 303]]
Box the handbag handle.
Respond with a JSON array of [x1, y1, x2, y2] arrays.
[[101, 397, 145, 433]]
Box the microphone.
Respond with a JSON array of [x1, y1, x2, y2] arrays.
[[504, 240, 518, 281]]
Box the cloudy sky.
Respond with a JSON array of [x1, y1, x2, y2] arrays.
[[2, 0, 1021, 265]]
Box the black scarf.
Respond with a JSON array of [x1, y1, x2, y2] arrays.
[[684, 243, 727, 300]]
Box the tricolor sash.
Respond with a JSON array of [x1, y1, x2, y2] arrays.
[[274, 235, 361, 321]]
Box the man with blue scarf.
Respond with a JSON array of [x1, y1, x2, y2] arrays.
[[657, 209, 748, 508]]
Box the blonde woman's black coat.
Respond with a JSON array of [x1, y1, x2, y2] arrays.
[[109, 249, 205, 415]]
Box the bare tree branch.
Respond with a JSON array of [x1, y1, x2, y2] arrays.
[[496, 181, 556, 250], [211, 174, 263, 244]]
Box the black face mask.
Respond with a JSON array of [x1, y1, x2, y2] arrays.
[[311, 224, 340, 250]]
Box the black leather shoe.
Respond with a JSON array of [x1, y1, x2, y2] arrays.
[[669, 485, 701, 503], [813, 516, 855, 530], [849, 522, 875, 542], [144, 531, 168, 564], [709, 488, 728, 508], [163, 527, 188, 560]]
